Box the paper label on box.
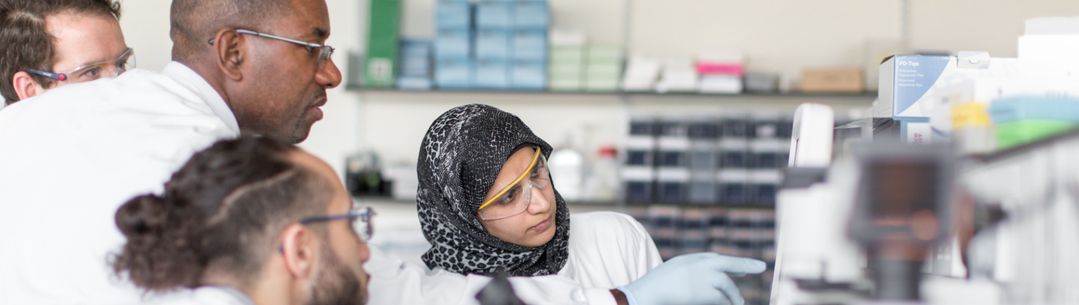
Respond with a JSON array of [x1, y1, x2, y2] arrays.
[[894, 56, 951, 117], [903, 120, 933, 144]]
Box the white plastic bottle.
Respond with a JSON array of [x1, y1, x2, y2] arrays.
[[584, 146, 620, 202], [549, 146, 585, 202]]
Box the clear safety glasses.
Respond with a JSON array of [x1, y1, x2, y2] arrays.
[[24, 48, 135, 84], [477, 147, 551, 221]]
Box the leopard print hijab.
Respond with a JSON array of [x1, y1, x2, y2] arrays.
[[416, 104, 570, 276]]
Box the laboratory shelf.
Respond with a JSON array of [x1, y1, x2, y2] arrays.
[[968, 127, 1079, 163], [355, 196, 775, 210], [346, 87, 877, 100]]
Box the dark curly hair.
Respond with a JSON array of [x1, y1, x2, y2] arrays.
[[110, 136, 334, 292], [0, 0, 122, 104]]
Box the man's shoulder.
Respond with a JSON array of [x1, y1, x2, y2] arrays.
[[147, 287, 252, 305], [11, 69, 208, 113], [0, 69, 224, 133]]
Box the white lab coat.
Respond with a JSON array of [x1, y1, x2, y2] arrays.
[[559, 212, 663, 288], [366, 211, 663, 305], [0, 62, 239, 305], [148, 287, 255, 305], [0, 62, 631, 305]]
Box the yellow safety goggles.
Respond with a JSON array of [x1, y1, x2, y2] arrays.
[[477, 147, 550, 221]]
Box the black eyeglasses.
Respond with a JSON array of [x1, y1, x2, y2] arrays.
[[300, 206, 376, 241]]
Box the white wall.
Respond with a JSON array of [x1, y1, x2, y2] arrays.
[[117, 0, 1079, 177], [118, 0, 172, 72]]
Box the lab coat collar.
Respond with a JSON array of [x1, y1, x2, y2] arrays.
[[200, 285, 257, 305], [162, 62, 240, 134]]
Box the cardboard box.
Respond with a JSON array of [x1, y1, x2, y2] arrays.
[[798, 68, 864, 93]]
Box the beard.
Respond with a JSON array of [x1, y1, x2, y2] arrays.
[[308, 247, 366, 305]]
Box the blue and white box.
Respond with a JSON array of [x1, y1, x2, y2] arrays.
[[512, 30, 547, 61], [399, 40, 432, 77], [475, 59, 510, 89], [875, 55, 955, 120], [475, 29, 512, 60], [476, 3, 513, 29], [435, 2, 472, 30], [435, 58, 473, 89], [435, 29, 472, 60], [513, 2, 550, 29], [510, 60, 546, 90], [876, 53, 1024, 143]]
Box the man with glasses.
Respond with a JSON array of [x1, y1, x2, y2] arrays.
[[0, 0, 130, 105], [0, 0, 760, 304], [111, 136, 374, 305], [0, 0, 341, 304]]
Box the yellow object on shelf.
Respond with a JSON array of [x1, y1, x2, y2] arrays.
[[952, 102, 995, 154], [952, 102, 991, 128]]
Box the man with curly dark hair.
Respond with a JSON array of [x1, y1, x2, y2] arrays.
[[0, 0, 130, 105], [111, 136, 371, 305]]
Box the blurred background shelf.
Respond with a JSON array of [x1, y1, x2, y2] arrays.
[[355, 196, 778, 209], [346, 87, 878, 100], [347, 88, 877, 110]]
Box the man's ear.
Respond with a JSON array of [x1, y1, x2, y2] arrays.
[[279, 224, 318, 280], [212, 30, 246, 82], [12, 71, 45, 101]]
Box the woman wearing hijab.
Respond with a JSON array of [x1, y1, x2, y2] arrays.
[[415, 104, 662, 288]]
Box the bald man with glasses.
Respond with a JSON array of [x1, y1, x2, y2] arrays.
[[0, 0, 342, 303], [0, 0, 762, 305]]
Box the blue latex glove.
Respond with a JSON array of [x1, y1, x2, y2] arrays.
[[618, 253, 767, 305]]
